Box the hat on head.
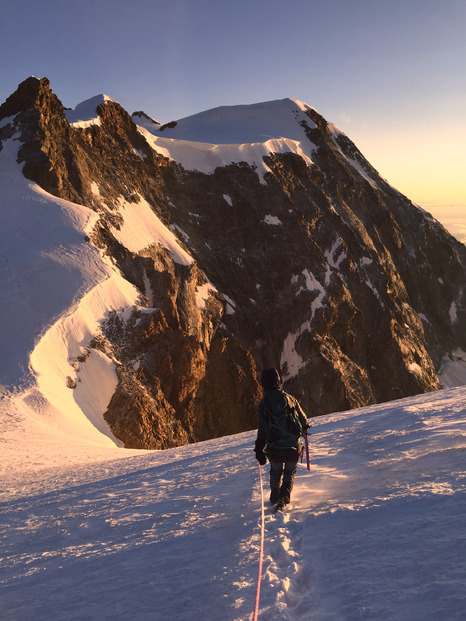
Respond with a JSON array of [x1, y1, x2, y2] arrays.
[[260, 368, 281, 391]]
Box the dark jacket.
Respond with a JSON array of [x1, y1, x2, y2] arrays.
[[256, 388, 308, 462]]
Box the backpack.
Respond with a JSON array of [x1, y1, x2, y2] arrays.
[[262, 390, 303, 449]]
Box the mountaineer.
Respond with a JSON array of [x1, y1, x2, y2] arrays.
[[254, 368, 309, 510]]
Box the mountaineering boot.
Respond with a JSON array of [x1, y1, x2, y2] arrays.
[[275, 498, 286, 512]]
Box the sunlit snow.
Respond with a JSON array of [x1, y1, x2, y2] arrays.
[[111, 195, 194, 265]]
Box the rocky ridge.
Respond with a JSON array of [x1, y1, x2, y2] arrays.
[[1, 77, 465, 449]]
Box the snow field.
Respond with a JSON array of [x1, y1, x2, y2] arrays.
[[1, 387, 465, 620], [288, 395, 466, 619], [0, 430, 263, 621]]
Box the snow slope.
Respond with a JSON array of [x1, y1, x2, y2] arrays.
[[152, 99, 317, 144], [1, 387, 465, 620], [135, 98, 318, 182]]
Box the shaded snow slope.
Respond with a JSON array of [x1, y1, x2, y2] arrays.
[[439, 349, 466, 388], [1, 387, 465, 620]]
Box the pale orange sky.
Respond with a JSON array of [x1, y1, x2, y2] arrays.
[[357, 126, 465, 206], [352, 124, 465, 243]]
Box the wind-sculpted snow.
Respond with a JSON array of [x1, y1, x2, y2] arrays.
[[1, 387, 465, 619], [136, 98, 318, 182], [140, 129, 315, 183]]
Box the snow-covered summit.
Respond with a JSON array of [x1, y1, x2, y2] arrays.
[[149, 98, 318, 144], [65, 94, 116, 127], [134, 98, 320, 181]]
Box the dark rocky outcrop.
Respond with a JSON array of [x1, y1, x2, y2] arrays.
[[1, 77, 465, 449]]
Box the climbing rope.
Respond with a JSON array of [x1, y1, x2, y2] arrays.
[[253, 462, 265, 621]]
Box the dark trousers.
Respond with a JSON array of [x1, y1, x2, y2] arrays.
[[270, 459, 298, 502]]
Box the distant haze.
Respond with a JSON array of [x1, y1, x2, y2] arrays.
[[422, 204, 466, 244]]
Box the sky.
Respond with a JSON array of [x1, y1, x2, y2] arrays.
[[0, 0, 465, 234]]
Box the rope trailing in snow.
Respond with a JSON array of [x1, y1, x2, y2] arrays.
[[253, 462, 265, 621]]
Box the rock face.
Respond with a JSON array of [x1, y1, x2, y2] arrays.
[[1, 77, 465, 449]]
